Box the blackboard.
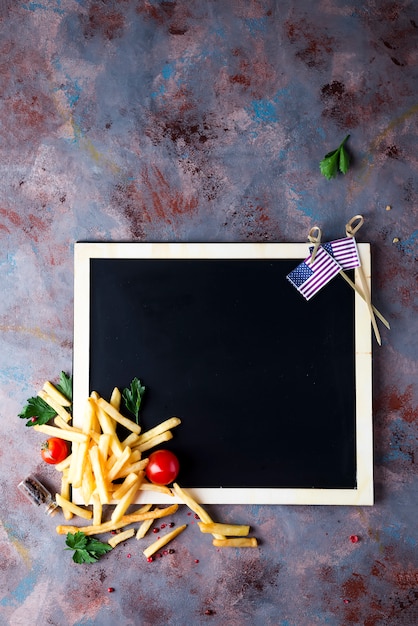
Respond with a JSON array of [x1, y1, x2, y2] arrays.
[[73, 243, 373, 505]]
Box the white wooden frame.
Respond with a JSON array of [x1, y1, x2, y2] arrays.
[[73, 242, 373, 505]]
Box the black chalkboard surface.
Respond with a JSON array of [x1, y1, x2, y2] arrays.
[[73, 243, 373, 505]]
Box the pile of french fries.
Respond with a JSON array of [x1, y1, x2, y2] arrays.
[[33, 379, 258, 555]]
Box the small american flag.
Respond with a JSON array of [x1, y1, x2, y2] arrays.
[[287, 246, 342, 301], [319, 237, 361, 270]]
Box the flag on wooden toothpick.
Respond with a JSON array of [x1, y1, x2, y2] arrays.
[[321, 237, 361, 270], [286, 246, 342, 300]]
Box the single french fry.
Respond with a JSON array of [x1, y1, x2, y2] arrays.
[[135, 417, 181, 447], [136, 517, 154, 539], [128, 449, 141, 463], [114, 458, 149, 480], [60, 474, 73, 521], [108, 527, 135, 547], [81, 457, 95, 506], [112, 473, 139, 500], [106, 446, 132, 482], [139, 480, 173, 496], [92, 493, 102, 526], [94, 404, 124, 456], [86, 397, 101, 433], [111, 475, 143, 524], [121, 432, 141, 448], [212, 538, 258, 548], [198, 522, 250, 536], [172, 483, 225, 540], [98, 433, 111, 464], [89, 445, 110, 504], [67, 442, 79, 484], [34, 424, 88, 444], [43, 381, 72, 407], [72, 440, 90, 489], [38, 390, 72, 422], [131, 503, 153, 515], [55, 494, 92, 520], [56, 503, 179, 535], [110, 387, 122, 410], [82, 398, 95, 433], [143, 524, 187, 558], [97, 397, 141, 434], [134, 430, 173, 453]]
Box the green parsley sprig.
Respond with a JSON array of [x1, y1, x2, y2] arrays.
[[19, 371, 72, 427], [320, 135, 350, 180], [122, 377, 146, 424], [65, 531, 112, 564]]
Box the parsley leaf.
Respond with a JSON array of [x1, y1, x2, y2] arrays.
[[19, 396, 56, 427], [320, 135, 350, 180], [65, 532, 112, 564], [56, 371, 73, 403], [122, 377, 146, 424]]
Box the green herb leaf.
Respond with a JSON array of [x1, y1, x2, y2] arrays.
[[56, 371, 73, 403], [338, 143, 350, 174], [122, 377, 146, 424], [65, 532, 112, 564], [19, 396, 57, 427], [320, 135, 350, 180]]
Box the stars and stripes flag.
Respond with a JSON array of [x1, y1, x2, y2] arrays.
[[286, 246, 342, 301], [318, 237, 361, 270]]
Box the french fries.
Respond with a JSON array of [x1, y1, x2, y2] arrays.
[[42, 381, 71, 406], [56, 503, 179, 535], [38, 389, 72, 422], [172, 483, 225, 539], [55, 494, 92, 520], [33, 377, 258, 559], [172, 483, 258, 548]]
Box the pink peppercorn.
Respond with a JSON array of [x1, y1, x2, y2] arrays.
[[350, 535, 359, 543]]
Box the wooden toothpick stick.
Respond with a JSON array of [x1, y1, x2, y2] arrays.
[[339, 270, 390, 329], [308, 226, 322, 264], [345, 215, 382, 345]]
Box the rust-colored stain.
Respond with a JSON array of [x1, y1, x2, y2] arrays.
[[82, 3, 126, 41], [376, 384, 418, 424], [113, 166, 198, 237], [342, 572, 368, 601], [285, 14, 335, 68]]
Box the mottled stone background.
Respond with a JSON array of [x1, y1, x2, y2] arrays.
[[1, 1, 417, 625]]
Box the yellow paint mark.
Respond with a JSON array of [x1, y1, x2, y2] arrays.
[[9, 536, 32, 569], [51, 88, 121, 174], [0, 324, 58, 343], [349, 102, 418, 194], [370, 102, 418, 149]]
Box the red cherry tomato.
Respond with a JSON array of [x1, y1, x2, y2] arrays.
[[41, 437, 69, 465], [145, 449, 180, 486]]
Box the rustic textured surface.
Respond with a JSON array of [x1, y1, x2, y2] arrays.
[[1, 1, 417, 625]]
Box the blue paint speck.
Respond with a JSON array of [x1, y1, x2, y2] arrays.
[[250, 98, 278, 124]]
